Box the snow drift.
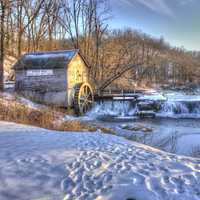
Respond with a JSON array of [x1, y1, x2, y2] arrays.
[[0, 121, 200, 200]]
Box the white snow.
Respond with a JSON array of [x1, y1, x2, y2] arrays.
[[138, 92, 167, 101], [24, 50, 77, 60], [0, 92, 46, 110], [0, 121, 200, 200], [18, 96, 47, 110], [165, 93, 200, 102], [139, 91, 200, 102]]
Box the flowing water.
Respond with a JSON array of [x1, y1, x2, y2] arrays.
[[87, 91, 200, 158]]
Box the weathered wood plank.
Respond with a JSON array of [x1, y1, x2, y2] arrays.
[[15, 69, 67, 92]]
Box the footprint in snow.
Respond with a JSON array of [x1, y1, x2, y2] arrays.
[[61, 177, 75, 193], [170, 176, 185, 194]]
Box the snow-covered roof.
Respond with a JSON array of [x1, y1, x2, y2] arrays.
[[13, 49, 82, 70]]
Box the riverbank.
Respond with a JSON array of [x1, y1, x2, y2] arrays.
[[0, 92, 94, 132], [2, 90, 200, 158]]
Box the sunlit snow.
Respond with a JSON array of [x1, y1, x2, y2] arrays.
[[0, 121, 200, 200]]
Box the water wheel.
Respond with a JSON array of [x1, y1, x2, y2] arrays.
[[73, 82, 94, 115]]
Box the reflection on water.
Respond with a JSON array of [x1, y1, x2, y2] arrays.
[[92, 117, 200, 158], [88, 91, 200, 158]]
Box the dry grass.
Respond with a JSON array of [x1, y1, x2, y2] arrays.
[[0, 94, 94, 132], [0, 93, 117, 134]]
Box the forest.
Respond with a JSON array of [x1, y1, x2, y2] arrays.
[[1, 0, 200, 92]]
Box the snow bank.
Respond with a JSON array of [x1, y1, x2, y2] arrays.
[[0, 92, 46, 110], [18, 95, 47, 110], [0, 121, 200, 200]]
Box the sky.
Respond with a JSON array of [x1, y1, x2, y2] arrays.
[[110, 0, 200, 51]]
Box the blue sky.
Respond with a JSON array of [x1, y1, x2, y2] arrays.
[[110, 0, 200, 51]]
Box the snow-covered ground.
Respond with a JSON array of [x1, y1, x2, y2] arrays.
[[0, 121, 200, 200], [0, 92, 47, 110]]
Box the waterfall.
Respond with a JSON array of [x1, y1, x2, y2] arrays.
[[158, 100, 200, 118], [88, 101, 138, 118], [89, 93, 200, 119]]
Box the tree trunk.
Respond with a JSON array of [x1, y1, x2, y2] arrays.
[[0, 2, 5, 91]]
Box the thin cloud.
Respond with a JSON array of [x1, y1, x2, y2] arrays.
[[122, 0, 136, 7], [119, 0, 175, 18], [117, 0, 135, 8], [138, 0, 175, 18], [178, 0, 195, 6]]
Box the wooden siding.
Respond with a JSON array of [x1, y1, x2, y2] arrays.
[[15, 68, 67, 92], [15, 68, 68, 107], [67, 54, 88, 105]]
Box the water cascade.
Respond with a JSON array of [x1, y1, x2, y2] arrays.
[[157, 100, 200, 118], [89, 92, 200, 119], [88, 101, 138, 119]]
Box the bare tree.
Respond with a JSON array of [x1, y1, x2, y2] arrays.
[[0, 0, 6, 90], [96, 29, 165, 91], [1, 0, 200, 90], [59, 0, 110, 83], [14, 0, 44, 57]]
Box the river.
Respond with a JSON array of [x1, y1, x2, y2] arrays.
[[86, 90, 200, 158]]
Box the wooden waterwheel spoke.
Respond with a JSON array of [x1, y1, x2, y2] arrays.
[[85, 85, 88, 94], [79, 97, 85, 101], [85, 99, 93, 103], [73, 82, 94, 115], [81, 89, 85, 97], [84, 92, 92, 100]]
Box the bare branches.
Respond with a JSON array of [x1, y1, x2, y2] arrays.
[[1, 0, 200, 90], [0, 0, 11, 90]]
